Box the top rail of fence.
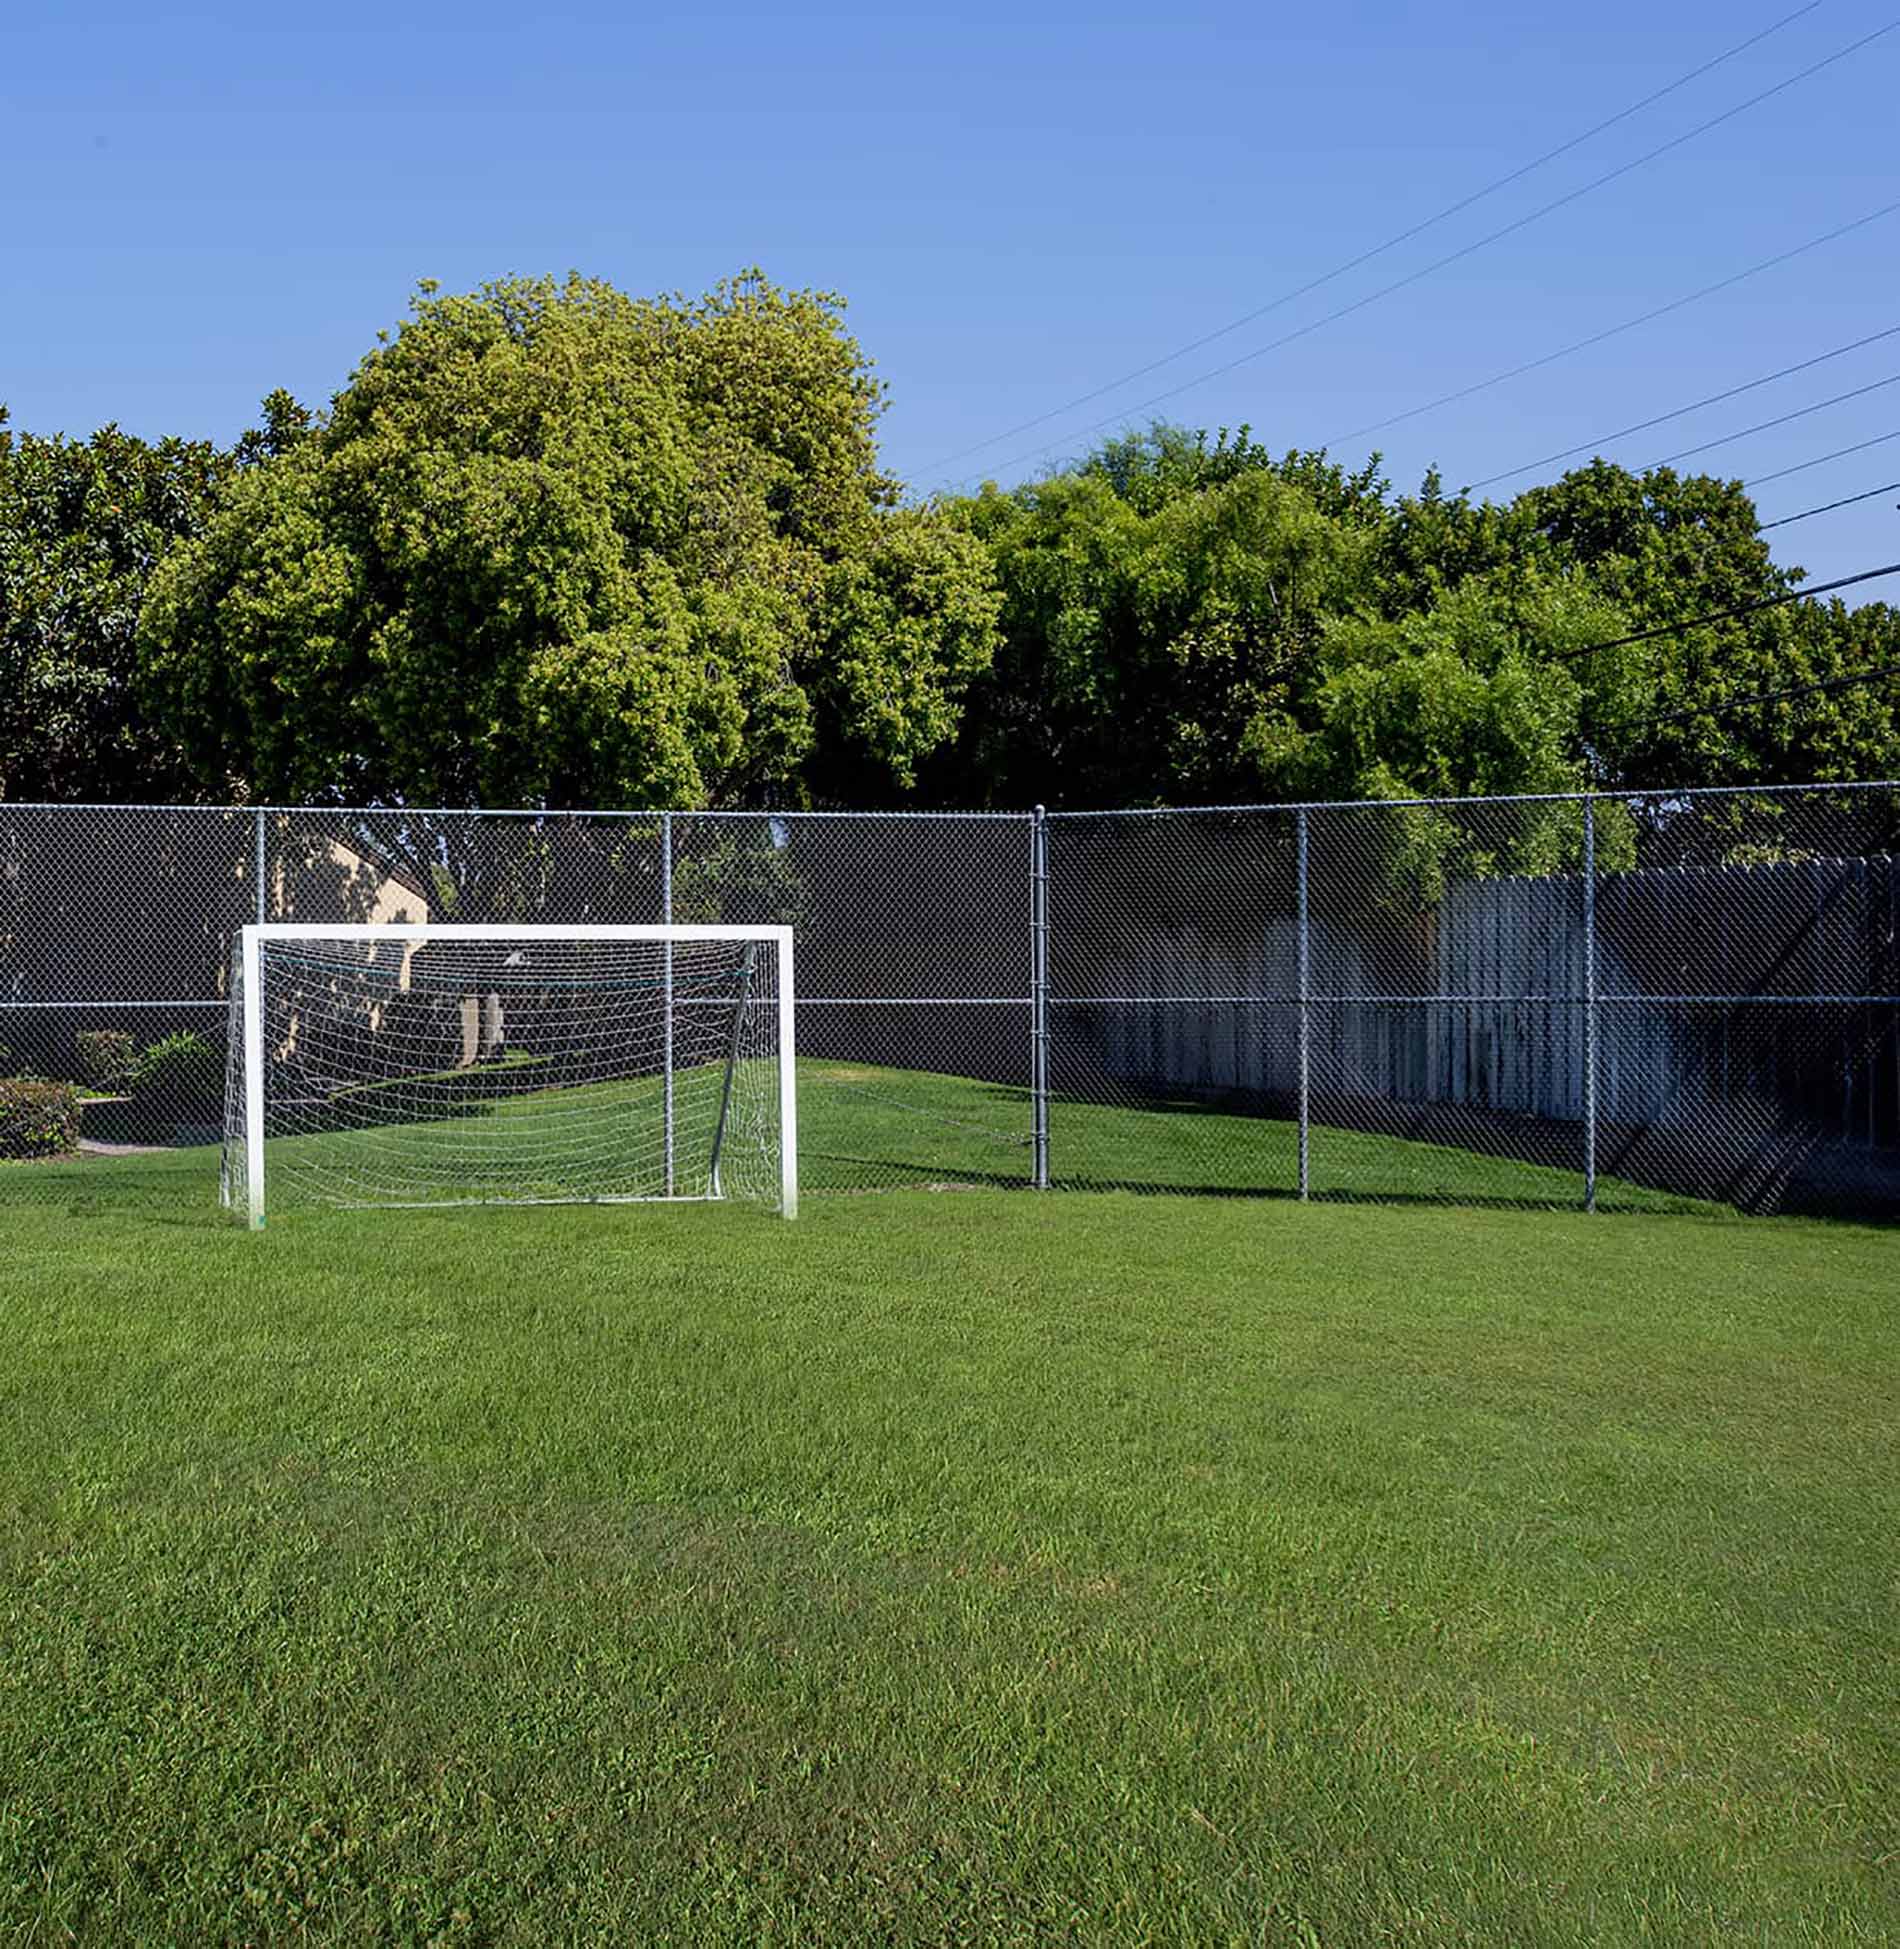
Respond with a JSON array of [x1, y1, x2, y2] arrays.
[[1042, 779, 1900, 818], [0, 801, 1033, 820], [6, 779, 1897, 822]]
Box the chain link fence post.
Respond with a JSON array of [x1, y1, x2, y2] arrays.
[[1031, 804, 1050, 1189], [661, 809, 675, 1197], [1297, 806, 1311, 1202], [253, 808, 267, 925], [1582, 793, 1597, 1214]]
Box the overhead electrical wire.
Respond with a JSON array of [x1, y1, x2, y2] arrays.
[[1549, 562, 1900, 665], [941, 15, 1900, 489], [1642, 371, 1900, 470], [917, 0, 1829, 477], [1745, 429, 1900, 486], [1758, 480, 1900, 528], [1634, 660, 1900, 731], [1461, 323, 1900, 490], [1327, 199, 1900, 454]]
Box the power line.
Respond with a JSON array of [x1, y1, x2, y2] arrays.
[[1634, 660, 1900, 731], [1329, 199, 1900, 454], [1645, 371, 1900, 469], [946, 17, 1900, 490], [1759, 480, 1900, 528], [1550, 562, 1900, 664], [1746, 429, 1900, 486], [1462, 323, 1900, 491], [916, 0, 1828, 477]]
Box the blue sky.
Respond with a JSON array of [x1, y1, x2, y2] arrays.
[[5, 1, 1896, 588]]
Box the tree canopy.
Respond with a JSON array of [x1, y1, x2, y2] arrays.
[[931, 431, 1900, 807], [0, 413, 228, 801], [136, 273, 999, 810], [2, 283, 1894, 813]]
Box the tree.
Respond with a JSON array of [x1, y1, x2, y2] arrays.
[[935, 437, 1377, 807], [939, 431, 1899, 809], [1081, 422, 1389, 522], [0, 412, 228, 801], [1511, 461, 1791, 789], [140, 272, 999, 812], [1253, 570, 1629, 804], [1385, 460, 1900, 791]]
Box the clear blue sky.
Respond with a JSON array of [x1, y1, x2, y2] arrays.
[[5, 0, 1896, 589]]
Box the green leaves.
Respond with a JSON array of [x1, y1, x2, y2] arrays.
[[812, 512, 1002, 799], [938, 459, 1371, 806], [9, 329, 1897, 817], [0, 1076, 81, 1157], [1288, 572, 1618, 803], [940, 428, 1900, 808], [0, 421, 227, 801], [137, 273, 998, 812]]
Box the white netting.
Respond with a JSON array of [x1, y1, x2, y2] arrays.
[[222, 929, 786, 1219]]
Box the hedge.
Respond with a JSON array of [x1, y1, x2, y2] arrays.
[[0, 1079, 83, 1160], [127, 1031, 223, 1110], [75, 1028, 138, 1088]]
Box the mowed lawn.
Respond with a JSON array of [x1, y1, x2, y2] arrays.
[[160, 1054, 1705, 1211], [2, 1161, 1897, 1941]]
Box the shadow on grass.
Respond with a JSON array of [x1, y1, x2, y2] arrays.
[[803, 1151, 1033, 1194], [804, 1155, 1711, 1215]]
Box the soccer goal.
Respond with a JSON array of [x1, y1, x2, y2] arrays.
[[221, 924, 795, 1225]]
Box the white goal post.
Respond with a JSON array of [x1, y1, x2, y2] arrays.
[[222, 924, 796, 1226]]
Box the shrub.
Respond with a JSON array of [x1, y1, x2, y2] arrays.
[[128, 1031, 223, 1111], [75, 1028, 138, 1088], [0, 1079, 82, 1160]]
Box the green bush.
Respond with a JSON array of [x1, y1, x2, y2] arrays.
[[128, 1032, 223, 1110], [0, 1078, 82, 1160], [75, 1028, 138, 1088]]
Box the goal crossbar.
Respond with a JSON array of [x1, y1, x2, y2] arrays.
[[227, 923, 796, 1227], [244, 924, 791, 943]]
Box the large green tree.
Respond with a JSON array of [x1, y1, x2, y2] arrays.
[[1253, 569, 1630, 804], [1504, 461, 1899, 789], [0, 413, 229, 801], [140, 272, 999, 810], [937, 430, 1899, 807], [933, 434, 1381, 807]]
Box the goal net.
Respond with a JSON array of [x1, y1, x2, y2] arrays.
[[221, 925, 795, 1224]]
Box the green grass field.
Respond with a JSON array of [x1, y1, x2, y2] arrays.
[[788, 1062, 1701, 1210], [64, 1056, 1702, 1213], [4, 1071, 1895, 1943]]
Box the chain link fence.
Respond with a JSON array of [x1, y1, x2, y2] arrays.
[[4, 785, 1896, 1218]]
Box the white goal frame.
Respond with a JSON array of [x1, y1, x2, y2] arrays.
[[232, 922, 796, 1227]]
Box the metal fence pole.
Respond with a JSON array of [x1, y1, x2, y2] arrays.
[[661, 811, 675, 1197], [1582, 794, 1598, 1214], [1031, 805, 1050, 1190], [1297, 807, 1311, 1201], [254, 808, 267, 924]]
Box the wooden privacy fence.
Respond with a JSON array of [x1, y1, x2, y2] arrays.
[[1075, 842, 1900, 1209]]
